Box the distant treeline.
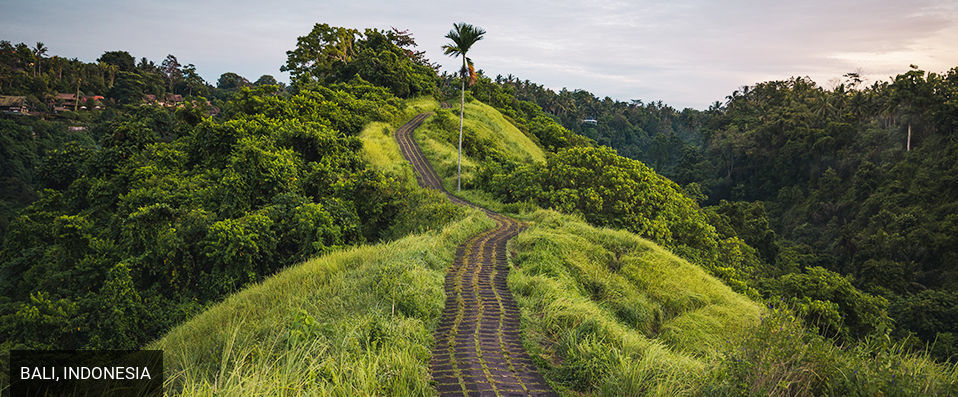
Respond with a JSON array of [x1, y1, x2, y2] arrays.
[[485, 67, 958, 361]]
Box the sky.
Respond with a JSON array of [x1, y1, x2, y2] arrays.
[[2, 0, 957, 109]]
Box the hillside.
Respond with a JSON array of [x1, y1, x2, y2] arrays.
[[415, 101, 545, 188], [358, 98, 956, 395], [512, 209, 762, 393], [486, 68, 958, 361], [153, 99, 768, 394], [404, 100, 763, 393], [153, 207, 492, 395]]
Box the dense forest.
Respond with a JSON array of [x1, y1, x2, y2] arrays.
[[1, 20, 956, 394], [0, 29, 445, 351], [479, 67, 958, 361]]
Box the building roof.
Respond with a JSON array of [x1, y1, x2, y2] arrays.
[[55, 93, 76, 100], [0, 95, 26, 107]]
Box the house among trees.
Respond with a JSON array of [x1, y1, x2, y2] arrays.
[[144, 93, 185, 107], [0, 95, 29, 114], [50, 93, 106, 112], [582, 118, 598, 125], [52, 93, 77, 112]]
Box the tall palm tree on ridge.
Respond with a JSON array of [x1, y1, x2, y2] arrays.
[[443, 22, 485, 192]]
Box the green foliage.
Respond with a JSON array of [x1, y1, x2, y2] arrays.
[[510, 210, 762, 394], [891, 289, 958, 361], [0, 116, 94, 236], [0, 80, 431, 352], [109, 71, 146, 104], [705, 200, 778, 269], [216, 72, 250, 90], [480, 145, 761, 297], [705, 305, 958, 396], [282, 24, 437, 98], [152, 208, 491, 395], [760, 267, 891, 342], [98, 51, 136, 72], [500, 65, 958, 361]]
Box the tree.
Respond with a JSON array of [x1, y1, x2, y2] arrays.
[[389, 27, 436, 71], [97, 51, 136, 72], [32, 42, 47, 76], [281, 23, 359, 84], [109, 71, 146, 104], [217, 72, 250, 90], [161, 54, 182, 94], [889, 65, 934, 151], [280, 24, 436, 98], [137, 57, 159, 74], [254, 75, 278, 86], [180, 64, 206, 97], [442, 22, 485, 192]]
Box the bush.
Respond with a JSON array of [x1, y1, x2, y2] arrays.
[[705, 304, 958, 396]]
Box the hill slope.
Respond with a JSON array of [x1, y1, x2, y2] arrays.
[[512, 210, 760, 394], [154, 100, 764, 395], [395, 103, 762, 391], [153, 208, 493, 395]]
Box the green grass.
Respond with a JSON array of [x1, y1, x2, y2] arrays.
[[151, 100, 957, 396], [703, 305, 958, 396], [509, 209, 957, 395], [407, 99, 767, 393], [456, 100, 545, 163], [151, 208, 494, 396], [509, 209, 762, 395], [413, 99, 545, 211], [358, 97, 440, 187]]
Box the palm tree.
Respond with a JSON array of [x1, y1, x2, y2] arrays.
[[442, 22, 485, 192], [33, 42, 47, 76]]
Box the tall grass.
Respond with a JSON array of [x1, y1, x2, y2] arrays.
[[414, 100, 544, 194], [703, 304, 958, 396], [358, 96, 440, 188], [151, 208, 494, 396], [509, 209, 762, 395]]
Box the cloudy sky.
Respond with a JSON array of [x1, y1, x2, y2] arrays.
[[3, 0, 957, 109]]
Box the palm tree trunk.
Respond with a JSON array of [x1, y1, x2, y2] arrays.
[[458, 57, 465, 192], [906, 123, 911, 151]]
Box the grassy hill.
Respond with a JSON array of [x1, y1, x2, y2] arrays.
[[152, 207, 493, 395], [155, 98, 760, 392], [403, 99, 764, 393], [511, 209, 762, 394], [414, 101, 545, 184], [358, 97, 441, 185], [153, 98, 955, 395]]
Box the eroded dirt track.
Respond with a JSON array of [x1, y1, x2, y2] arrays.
[[395, 114, 555, 396]]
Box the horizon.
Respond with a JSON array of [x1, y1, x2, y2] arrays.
[[2, 0, 957, 110]]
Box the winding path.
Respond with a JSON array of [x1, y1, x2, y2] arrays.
[[395, 113, 555, 396]]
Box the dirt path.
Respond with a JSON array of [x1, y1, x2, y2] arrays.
[[395, 114, 555, 396]]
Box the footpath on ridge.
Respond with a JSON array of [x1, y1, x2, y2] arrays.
[[395, 113, 556, 396]]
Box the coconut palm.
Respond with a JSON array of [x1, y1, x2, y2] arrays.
[[442, 22, 485, 192], [33, 42, 47, 76]]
